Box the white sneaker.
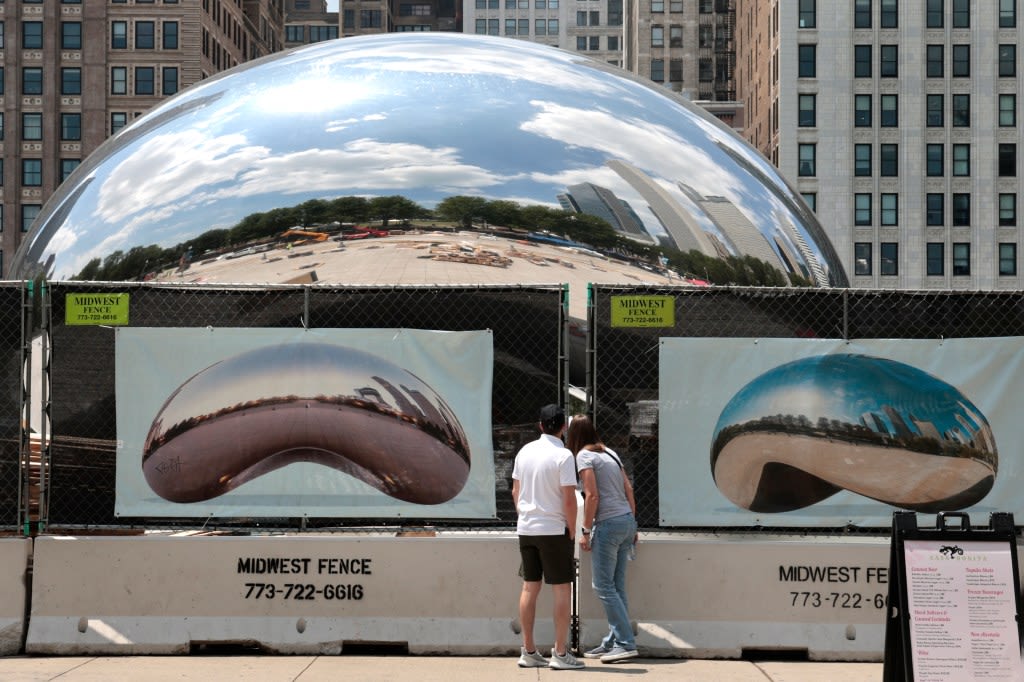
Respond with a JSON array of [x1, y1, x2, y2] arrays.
[[517, 647, 547, 668], [549, 649, 585, 669]]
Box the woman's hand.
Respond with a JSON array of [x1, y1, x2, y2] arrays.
[[579, 534, 592, 552]]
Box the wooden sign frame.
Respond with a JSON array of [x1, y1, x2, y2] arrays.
[[883, 511, 1024, 681]]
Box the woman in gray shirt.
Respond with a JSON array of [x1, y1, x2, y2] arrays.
[[566, 414, 638, 663]]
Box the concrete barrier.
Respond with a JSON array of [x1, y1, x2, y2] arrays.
[[27, 533, 553, 655], [0, 538, 30, 655]]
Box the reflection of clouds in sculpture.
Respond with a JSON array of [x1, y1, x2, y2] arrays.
[[711, 354, 997, 514], [12, 33, 846, 287]]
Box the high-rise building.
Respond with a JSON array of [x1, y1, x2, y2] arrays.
[[736, 0, 1024, 289], [285, 0, 339, 47], [0, 0, 285, 276]]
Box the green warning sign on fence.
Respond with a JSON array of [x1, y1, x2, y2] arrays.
[[610, 295, 674, 328], [65, 293, 130, 326]]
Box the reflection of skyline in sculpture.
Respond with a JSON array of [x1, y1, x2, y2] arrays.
[[142, 342, 472, 505], [556, 183, 654, 244], [711, 354, 997, 514], [10, 33, 846, 287]]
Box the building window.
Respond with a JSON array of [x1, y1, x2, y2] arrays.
[[112, 21, 127, 49], [999, 193, 1016, 226], [1000, 45, 1016, 77], [651, 25, 663, 47], [952, 243, 970, 276], [61, 67, 81, 95], [22, 205, 40, 233], [360, 10, 382, 28], [926, 144, 944, 176], [855, 193, 872, 225], [881, 193, 898, 225], [110, 112, 128, 136], [880, 143, 898, 176], [880, 243, 898, 276], [952, 0, 970, 27], [1000, 0, 1017, 28], [61, 22, 82, 50], [286, 25, 303, 42], [854, 45, 872, 77], [0, 23, 4, 50], [880, 45, 898, 77], [855, 143, 872, 176], [111, 67, 127, 95], [651, 59, 664, 82], [926, 243, 944, 276], [670, 25, 682, 48], [952, 144, 970, 176], [343, 10, 354, 29], [799, 0, 815, 28], [798, 94, 816, 127], [22, 21, 43, 49], [1000, 94, 1016, 126], [952, 193, 970, 226], [926, 193, 944, 226], [798, 143, 816, 176], [22, 67, 42, 95], [854, 0, 871, 28], [999, 243, 1017, 275], [952, 45, 970, 77], [952, 94, 970, 126], [520, 19, 530, 36], [854, 242, 872, 276], [1000, 144, 1017, 177], [135, 67, 155, 95], [163, 22, 179, 50], [801, 192, 816, 212], [880, 94, 898, 127], [669, 58, 682, 82], [162, 67, 178, 95], [798, 44, 816, 77], [21, 113, 41, 141], [59, 159, 79, 183], [880, 0, 897, 28], [60, 113, 81, 141], [135, 21, 155, 49], [21, 159, 41, 187], [670, 0, 683, 11], [926, 45, 943, 77], [0, 113, 4, 140], [855, 94, 871, 126], [926, 94, 943, 126]]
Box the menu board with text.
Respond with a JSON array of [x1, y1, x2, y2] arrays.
[[904, 539, 1024, 681]]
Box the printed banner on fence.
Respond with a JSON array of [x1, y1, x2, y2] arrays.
[[115, 327, 495, 518], [659, 337, 1023, 527]]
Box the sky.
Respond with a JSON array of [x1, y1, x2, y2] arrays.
[[327, 1, 339, 10]]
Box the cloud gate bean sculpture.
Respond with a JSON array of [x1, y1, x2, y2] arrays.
[[10, 33, 846, 289], [710, 354, 997, 514], [142, 342, 471, 505]]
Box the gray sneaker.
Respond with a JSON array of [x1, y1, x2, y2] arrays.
[[549, 649, 585, 669], [517, 647, 547, 668], [600, 646, 638, 663], [583, 645, 611, 659]]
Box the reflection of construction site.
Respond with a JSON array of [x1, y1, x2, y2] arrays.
[[153, 230, 685, 319]]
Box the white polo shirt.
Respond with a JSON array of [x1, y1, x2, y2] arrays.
[[512, 433, 578, 535]]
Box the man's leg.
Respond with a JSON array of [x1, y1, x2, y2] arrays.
[[520, 580, 543, 653], [552, 581, 572, 655]]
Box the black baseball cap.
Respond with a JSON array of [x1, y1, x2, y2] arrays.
[[539, 403, 565, 427]]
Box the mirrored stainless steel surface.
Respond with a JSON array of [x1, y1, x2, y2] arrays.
[[11, 33, 846, 287]]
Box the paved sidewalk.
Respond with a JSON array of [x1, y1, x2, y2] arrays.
[[0, 655, 884, 681]]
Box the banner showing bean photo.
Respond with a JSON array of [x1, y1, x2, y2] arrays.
[[659, 337, 1024, 527], [115, 327, 495, 518]]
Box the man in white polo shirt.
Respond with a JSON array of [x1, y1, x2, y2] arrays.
[[511, 403, 583, 670]]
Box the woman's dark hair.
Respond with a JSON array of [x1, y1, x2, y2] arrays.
[[565, 414, 605, 456]]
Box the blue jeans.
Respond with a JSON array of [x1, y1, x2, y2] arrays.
[[590, 511, 637, 650]]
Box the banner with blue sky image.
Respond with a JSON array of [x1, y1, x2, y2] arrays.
[[115, 327, 494, 518], [659, 337, 1023, 527]]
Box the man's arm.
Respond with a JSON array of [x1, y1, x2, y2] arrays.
[[512, 478, 520, 511], [561, 485, 578, 540]]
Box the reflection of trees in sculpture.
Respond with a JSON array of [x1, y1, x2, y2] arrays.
[[72, 193, 800, 287]]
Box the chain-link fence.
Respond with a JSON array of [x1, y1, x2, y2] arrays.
[[41, 281, 567, 532], [0, 284, 27, 532], [587, 285, 1024, 532]]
